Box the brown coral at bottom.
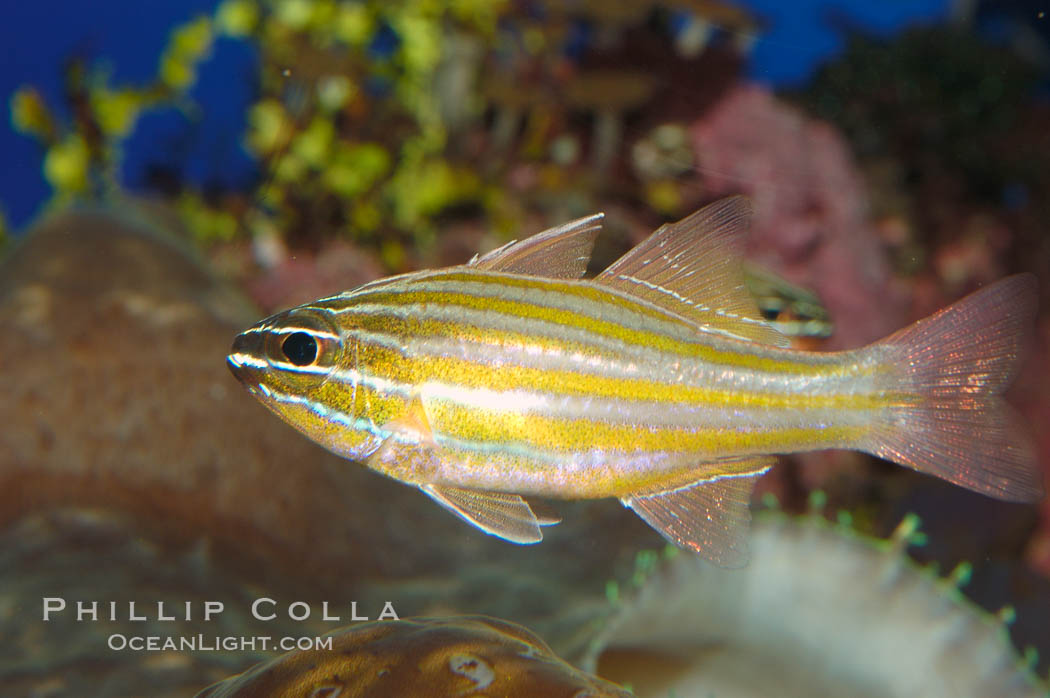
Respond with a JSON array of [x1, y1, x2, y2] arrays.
[[195, 616, 631, 698]]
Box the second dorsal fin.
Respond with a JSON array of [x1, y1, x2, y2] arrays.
[[468, 214, 604, 279], [595, 197, 789, 346]]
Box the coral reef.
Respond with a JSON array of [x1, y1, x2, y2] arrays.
[[590, 510, 1047, 698], [9, 17, 216, 207], [2, 207, 1047, 696], [1019, 320, 1050, 577], [196, 616, 632, 697], [4, 7, 1049, 697], [689, 84, 904, 351], [797, 27, 1039, 205], [8, 0, 759, 265]]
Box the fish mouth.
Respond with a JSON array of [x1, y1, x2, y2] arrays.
[[227, 330, 267, 385]]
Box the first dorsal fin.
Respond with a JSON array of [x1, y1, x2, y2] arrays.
[[622, 458, 773, 567], [468, 214, 604, 279], [595, 197, 789, 346]]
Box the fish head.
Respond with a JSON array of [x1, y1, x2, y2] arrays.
[[227, 304, 383, 460]]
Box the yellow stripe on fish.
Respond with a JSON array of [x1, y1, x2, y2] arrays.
[[336, 274, 821, 373], [228, 196, 1041, 567]]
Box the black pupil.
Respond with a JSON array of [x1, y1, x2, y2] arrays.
[[282, 332, 319, 366]]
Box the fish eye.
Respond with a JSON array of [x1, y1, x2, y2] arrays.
[[258, 308, 345, 388], [282, 331, 319, 366]]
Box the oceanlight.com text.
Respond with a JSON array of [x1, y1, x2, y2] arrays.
[[107, 633, 334, 652]]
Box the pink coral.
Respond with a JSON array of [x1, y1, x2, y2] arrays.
[[690, 85, 907, 350]]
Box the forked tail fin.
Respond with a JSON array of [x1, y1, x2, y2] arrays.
[[865, 274, 1042, 502]]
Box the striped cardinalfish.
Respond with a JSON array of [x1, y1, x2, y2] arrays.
[[227, 196, 1041, 566], [742, 261, 834, 342]]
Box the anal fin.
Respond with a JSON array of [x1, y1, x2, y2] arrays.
[[422, 484, 556, 544], [622, 458, 772, 567]]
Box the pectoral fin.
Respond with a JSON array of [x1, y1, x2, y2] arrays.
[[422, 484, 556, 544], [622, 458, 773, 567], [367, 400, 557, 544]]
